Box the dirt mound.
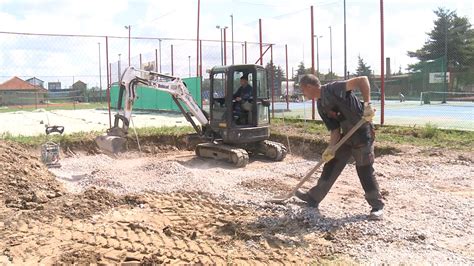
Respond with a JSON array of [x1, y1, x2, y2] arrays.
[[0, 141, 64, 210], [55, 187, 124, 220], [57, 250, 101, 265], [23, 187, 149, 221], [0, 141, 141, 220]]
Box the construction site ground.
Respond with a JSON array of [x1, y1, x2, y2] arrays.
[[0, 135, 472, 265]]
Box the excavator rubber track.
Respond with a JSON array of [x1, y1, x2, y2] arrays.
[[258, 140, 288, 161], [195, 142, 249, 168]]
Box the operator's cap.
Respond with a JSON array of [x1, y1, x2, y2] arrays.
[[240, 74, 248, 80]]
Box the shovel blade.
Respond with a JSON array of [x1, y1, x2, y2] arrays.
[[95, 134, 126, 154], [266, 197, 289, 204], [266, 191, 294, 204]]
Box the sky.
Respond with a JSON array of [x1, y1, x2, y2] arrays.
[[0, 0, 472, 88]]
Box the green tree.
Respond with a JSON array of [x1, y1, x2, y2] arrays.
[[407, 8, 474, 72], [324, 72, 339, 81], [355, 56, 374, 86], [265, 62, 285, 97], [356, 56, 372, 77], [294, 61, 313, 81], [295, 62, 305, 81]]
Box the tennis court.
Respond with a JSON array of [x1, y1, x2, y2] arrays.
[[0, 109, 191, 136], [0, 100, 471, 137], [274, 100, 473, 131]]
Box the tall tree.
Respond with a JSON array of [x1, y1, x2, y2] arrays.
[[355, 56, 374, 86], [323, 71, 339, 81], [407, 8, 474, 72], [295, 62, 308, 81], [265, 62, 285, 96]]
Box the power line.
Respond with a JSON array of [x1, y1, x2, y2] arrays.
[[243, 8, 308, 26], [0, 75, 102, 78], [242, 1, 339, 26], [147, 10, 177, 23], [273, 8, 308, 19], [0, 31, 272, 45], [232, 0, 338, 7]]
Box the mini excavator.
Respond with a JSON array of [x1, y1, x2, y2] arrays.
[[95, 64, 287, 167]]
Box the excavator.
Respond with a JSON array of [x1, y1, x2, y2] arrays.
[[95, 64, 287, 167]]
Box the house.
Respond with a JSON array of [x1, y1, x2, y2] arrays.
[[72, 80, 87, 92], [0, 76, 47, 106], [48, 81, 61, 91], [26, 77, 45, 88], [72, 80, 87, 102], [47, 81, 85, 101]]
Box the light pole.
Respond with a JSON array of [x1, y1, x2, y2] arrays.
[[124, 25, 131, 66], [98, 42, 102, 103], [343, 0, 347, 79], [159, 39, 162, 72], [230, 14, 234, 64], [313, 35, 323, 79], [216, 25, 223, 65], [188, 56, 191, 77], [443, 19, 448, 103], [216, 25, 228, 65], [223, 26, 228, 65], [329, 26, 333, 77], [118, 53, 122, 82]]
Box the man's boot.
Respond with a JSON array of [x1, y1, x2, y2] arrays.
[[368, 208, 384, 220], [294, 190, 318, 208]]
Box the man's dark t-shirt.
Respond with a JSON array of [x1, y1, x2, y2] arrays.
[[317, 81, 372, 145], [233, 85, 252, 100]]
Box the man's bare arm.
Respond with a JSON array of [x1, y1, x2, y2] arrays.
[[346, 76, 371, 103]]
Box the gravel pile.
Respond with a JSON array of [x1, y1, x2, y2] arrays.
[[51, 152, 279, 198]]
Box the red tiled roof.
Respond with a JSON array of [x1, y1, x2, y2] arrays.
[[0, 76, 47, 92]]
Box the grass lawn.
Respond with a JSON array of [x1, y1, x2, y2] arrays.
[[271, 118, 474, 151], [2, 117, 472, 153], [0, 102, 107, 113]]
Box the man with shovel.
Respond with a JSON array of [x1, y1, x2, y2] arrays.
[[297, 74, 384, 220]]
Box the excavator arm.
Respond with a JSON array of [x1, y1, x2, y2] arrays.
[[114, 66, 208, 136], [96, 66, 209, 153]]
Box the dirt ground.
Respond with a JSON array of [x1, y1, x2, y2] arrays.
[[0, 139, 473, 264]]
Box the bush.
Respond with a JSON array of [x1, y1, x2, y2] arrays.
[[421, 123, 439, 139]]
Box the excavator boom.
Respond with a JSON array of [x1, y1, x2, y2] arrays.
[[96, 67, 208, 154]]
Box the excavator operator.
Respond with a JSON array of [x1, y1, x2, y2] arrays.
[[232, 75, 253, 124]]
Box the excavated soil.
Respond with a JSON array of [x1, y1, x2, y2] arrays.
[[0, 139, 473, 264], [0, 141, 64, 211]]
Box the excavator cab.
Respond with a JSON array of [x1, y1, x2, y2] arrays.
[[208, 64, 271, 145]]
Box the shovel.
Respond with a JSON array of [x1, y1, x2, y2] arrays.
[[267, 118, 367, 204]]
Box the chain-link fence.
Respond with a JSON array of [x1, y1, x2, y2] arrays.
[[0, 32, 107, 110], [264, 5, 473, 131], [1, 3, 473, 132], [0, 32, 266, 109]]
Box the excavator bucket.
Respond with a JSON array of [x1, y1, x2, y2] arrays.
[[95, 134, 127, 154]]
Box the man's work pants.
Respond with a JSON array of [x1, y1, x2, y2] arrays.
[[307, 142, 384, 210]]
